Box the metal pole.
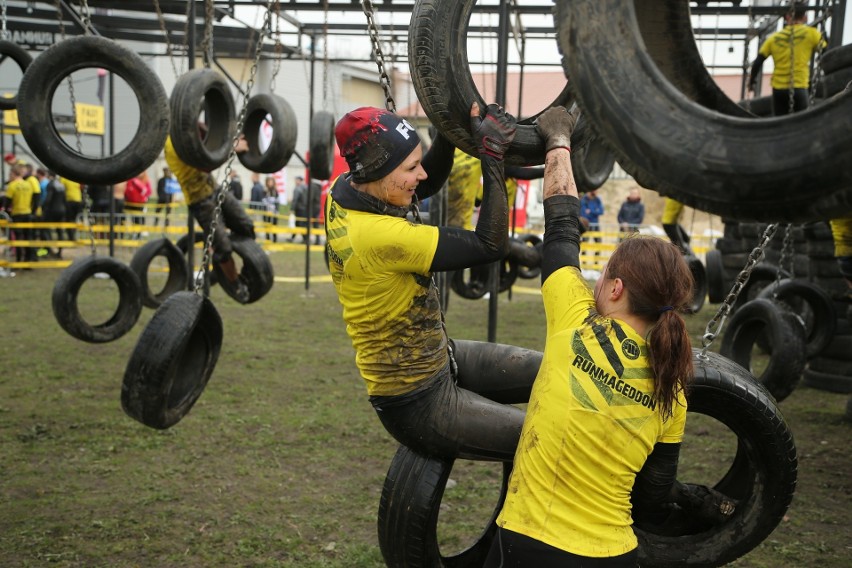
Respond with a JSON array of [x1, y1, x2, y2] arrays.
[[186, 0, 196, 290], [487, 0, 510, 343], [304, 33, 317, 293], [108, 71, 116, 257]]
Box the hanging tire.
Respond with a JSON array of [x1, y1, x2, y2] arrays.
[[719, 298, 807, 402], [706, 249, 725, 304], [553, 0, 852, 222], [377, 445, 512, 568], [515, 234, 542, 280], [0, 40, 33, 110], [571, 119, 616, 191], [121, 291, 223, 430], [450, 266, 490, 300], [51, 255, 143, 343], [686, 255, 707, 314], [212, 235, 274, 304], [820, 44, 852, 75], [169, 68, 236, 171], [237, 93, 298, 173], [176, 231, 218, 287], [129, 238, 190, 309], [17, 36, 169, 185], [408, 0, 582, 166], [756, 279, 837, 359], [634, 350, 797, 567], [815, 66, 852, 99], [309, 110, 336, 180]]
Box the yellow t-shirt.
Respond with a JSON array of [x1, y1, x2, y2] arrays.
[[163, 136, 214, 206], [661, 197, 684, 225], [5, 178, 36, 215], [497, 266, 687, 557], [830, 215, 852, 257], [61, 178, 82, 203], [759, 24, 827, 90], [325, 178, 446, 397]]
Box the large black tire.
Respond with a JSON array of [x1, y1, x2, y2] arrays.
[[514, 234, 542, 280], [407, 0, 580, 166], [571, 118, 616, 191], [129, 238, 190, 309], [17, 36, 169, 185], [377, 445, 511, 568], [212, 235, 274, 304], [756, 279, 837, 359], [686, 254, 707, 314], [801, 367, 852, 394], [450, 266, 490, 300], [169, 69, 236, 171], [705, 249, 725, 303], [51, 255, 143, 343], [0, 40, 33, 110], [815, 66, 852, 99], [237, 93, 298, 173], [719, 298, 807, 402], [554, 0, 852, 222], [820, 43, 852, 75], [121, 291, 223, 429], [309, 111, 336, 180], [635, 350, 797, 567], [737, 96, 773, 117]]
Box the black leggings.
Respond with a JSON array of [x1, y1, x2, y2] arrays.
[[370, 339, 542, 461], [772, 88, 809, 116], [484, 528, 639, 568]]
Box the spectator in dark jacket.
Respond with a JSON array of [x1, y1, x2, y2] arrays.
[[617, 188, 645, 233]]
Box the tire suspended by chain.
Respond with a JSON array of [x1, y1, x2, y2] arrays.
[[52, 256, 144, 343], [553, 0, 852, 222], [169, 68, 236, 171], [17, 36, 169, 185], [719, 298, 807, 402], [755, 278, 837, 359], [571, 117, 616, 192], [0, 40, 33, 110], [309, 110, 337, 180], [408, 0, 590, 166], [376, 349, 797, 567], [129, 238, 190, 309], [211, 235, 274, 304], [176, 231, 219, 287], [514, 234, 543, 280], [122, 291, 223, 429], [237, 93, 298, 173]]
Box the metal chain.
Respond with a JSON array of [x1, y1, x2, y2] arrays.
[[769, 223, 796, 296], [809, 0, 830, 105], [153, 0, 181, 78], [361, 0, 396, 112], [269, 0, 282, 93], [1, 0, 8, 40], [200, 0, 215, 69], [787, 3, 797, 115], [322, 0, 330, 109], [699, 223, 779, 359], [742, 2, 754, 109], [195, 2, 272, 292]]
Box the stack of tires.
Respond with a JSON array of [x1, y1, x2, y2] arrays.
[[816, 44, 852, 101], [801, 222, 852, 394]]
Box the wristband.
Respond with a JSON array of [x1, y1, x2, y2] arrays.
[[546, 146, 571, 153]]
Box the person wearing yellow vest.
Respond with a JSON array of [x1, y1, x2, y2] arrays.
[[2, 164, 39, 262], [61, 176, 82, 242], [163, 131, 255, 303], [486, 107, 695, 566], [661, 197, 692, 255], [830, 215, 852, 295], [747, 1, 827, 115]]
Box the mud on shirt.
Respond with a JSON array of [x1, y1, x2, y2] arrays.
[[497, 265, 687, 557]]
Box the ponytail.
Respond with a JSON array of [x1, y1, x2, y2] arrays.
[[647, 310, 692, 418]]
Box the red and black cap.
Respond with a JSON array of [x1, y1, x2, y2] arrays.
[[335, 107, 421, 183]]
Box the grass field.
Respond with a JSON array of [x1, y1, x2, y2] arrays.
[[1, 247, 850, 567]]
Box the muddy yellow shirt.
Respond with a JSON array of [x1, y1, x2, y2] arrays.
[[5, 179, 35, 215], [497, 266, 687, 557], [163, 136, 214, 206], [61, 178, 82, 203], [830, 215, 852, 257], [325, 176, 446, 396], [759, 24, 827, 90]]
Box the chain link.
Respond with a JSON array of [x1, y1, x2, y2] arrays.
[[361, 0, 396, 112], [194, 2, 272, 292], [200, 0, 215, 68], [269, 0, 282, 93], [809, 0, 830, 105], [1, 0, 9, 40], [787, 3, 797, 115], [699, 223, 779, 359]]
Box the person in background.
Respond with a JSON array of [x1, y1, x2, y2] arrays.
[[164, 130, 256, 304], [41, 171, 67, 258], [124, 171, 152, 239], [290, 175, 308, 242], [2, 164, 38, 263], [326, 103, 543, 463], [661, 197, 692, 256], [617, 187, 645, 233], [62, 176, 82, 242], [486, 105, 695, 568], [249, 172, 265, 211], [747, 0, 827, 115], [154, 167, 176, 227], [830, 215, 852, 296], [228, 170, 244, 202], [263, 175, 280, 243]]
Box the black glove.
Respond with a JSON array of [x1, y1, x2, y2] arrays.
[[535, 105, 581, 153], [470, 103, 517, 161]]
